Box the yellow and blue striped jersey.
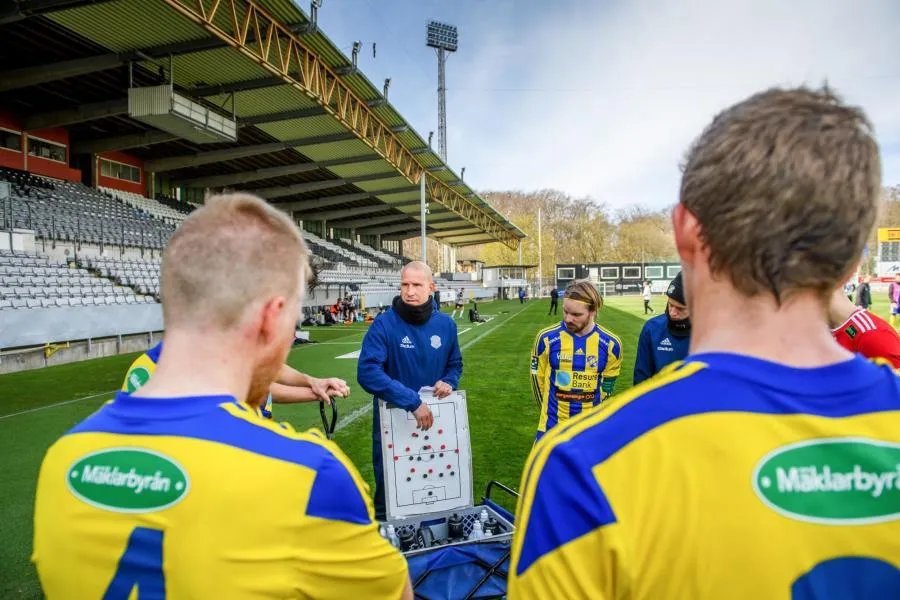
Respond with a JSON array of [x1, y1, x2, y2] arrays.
[[121, 341, 274, 420], [509, 353, 900, 600], [32, 392, 409, 599], [530, 322, 622, 439], [121, 341, 163, 392]]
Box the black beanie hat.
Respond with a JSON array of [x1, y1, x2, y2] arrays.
[[666, 271, 685, 304]]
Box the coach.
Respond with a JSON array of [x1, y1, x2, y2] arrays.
[[633, 271, 691, 385], [358, 261, 463, 520]]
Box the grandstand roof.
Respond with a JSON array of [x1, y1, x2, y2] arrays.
[[0, 0, 525, 249]]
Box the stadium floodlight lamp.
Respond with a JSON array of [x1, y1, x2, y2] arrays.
[[426, 21, 458, 52]]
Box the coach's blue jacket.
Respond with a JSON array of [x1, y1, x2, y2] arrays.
[[633, 314, 690, 385], [357, 300, 462, 517], [357, 304, 462, 418]]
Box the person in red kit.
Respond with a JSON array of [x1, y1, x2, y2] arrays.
[[828, 286, 900, 368]]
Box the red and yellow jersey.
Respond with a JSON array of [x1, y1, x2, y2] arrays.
[[832, 308, 900, 369], [509, 354, 900, 600], [32, 392, 408, 599], [530, 322, 622, 439]]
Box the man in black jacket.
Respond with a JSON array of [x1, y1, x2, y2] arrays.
[[856, 275, 873, 309], [548, 287, 559, 315]]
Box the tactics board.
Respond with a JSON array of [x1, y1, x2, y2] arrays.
[[379, 390, 473, 521]]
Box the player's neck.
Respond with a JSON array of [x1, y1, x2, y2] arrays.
[[132, 330, 252, 401], [689, 284, 851, 368], [827, 296, 860, 330]]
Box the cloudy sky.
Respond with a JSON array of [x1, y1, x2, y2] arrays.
[[316, 0, 900, 210]]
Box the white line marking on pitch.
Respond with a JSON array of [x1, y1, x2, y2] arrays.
[[0, 390, 114, 421], [333, 304, 529, 433], [337, 350, 361, 359], [1, 306, 527, 422]]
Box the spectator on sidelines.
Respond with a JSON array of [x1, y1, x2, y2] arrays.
[[829, 285, 900, 368], [33, 192, 412, 599], [889, 273, 900, 328], [357, 260, 463, 520], [856, 274, 873, 309], [548, 287, 559, 315], [642, 280, 654, 314], [633, 272, 691, 385], [509, 86, 899, 599], [451, 288, 466, 319]]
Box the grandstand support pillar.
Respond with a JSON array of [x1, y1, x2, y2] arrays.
[[376, 234, 383, 250], [420, 174, 427, 262], [321, 220, 327, 239]]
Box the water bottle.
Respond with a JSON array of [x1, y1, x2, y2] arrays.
[[479, 508, 489, 524], [379, 525, 388, 540], [447, 513, 464, 540], [386, 524, 400, 548], [469, 519, 485, 540]]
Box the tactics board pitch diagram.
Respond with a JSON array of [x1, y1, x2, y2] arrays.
[[380, 390, 473, 520]]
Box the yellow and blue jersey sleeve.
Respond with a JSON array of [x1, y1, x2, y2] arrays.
[[509, 440, 629, 599], [32, 394, 409, 600], [120, 352, 157, 392], [120, 341, 162, 392], [530, 326, 555, 408], [598, 326, 623, 400]]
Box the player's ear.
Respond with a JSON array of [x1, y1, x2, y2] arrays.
[[672, 204, 701, 266], [254, 295, 288, 346]]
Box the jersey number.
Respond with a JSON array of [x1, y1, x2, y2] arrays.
[[792, 556, 900, 599], [104, 527, 165, 599]]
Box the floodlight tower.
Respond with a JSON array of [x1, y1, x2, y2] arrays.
[[426, 21, 458, 163]]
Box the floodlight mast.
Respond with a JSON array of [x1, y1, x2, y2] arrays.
[[426, 21, 458, 163]]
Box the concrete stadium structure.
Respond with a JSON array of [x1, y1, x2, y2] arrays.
[[0, 0, 526, 372]]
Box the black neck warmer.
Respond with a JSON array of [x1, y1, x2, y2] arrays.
[[392, 295, 433, 326], [667, 313, 692, 338]]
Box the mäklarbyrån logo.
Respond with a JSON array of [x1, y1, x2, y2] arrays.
[[752, 437, 900, 525], [67, 448, 190, 513]]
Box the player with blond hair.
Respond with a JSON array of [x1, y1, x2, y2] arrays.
[[510, 86, 900, 599], [530, 279, 622, 443], [33, 193, 412, 600]]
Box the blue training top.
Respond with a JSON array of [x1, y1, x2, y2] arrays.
[[357, 305, 463, 423], [633, 314, 690, 385]]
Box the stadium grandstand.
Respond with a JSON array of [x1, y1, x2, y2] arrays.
[[0, 0, 526, 372]]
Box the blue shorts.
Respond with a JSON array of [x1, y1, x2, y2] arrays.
[[892, 305, 900, 316]]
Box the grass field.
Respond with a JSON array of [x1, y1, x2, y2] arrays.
[[0, 293, 892, 598]]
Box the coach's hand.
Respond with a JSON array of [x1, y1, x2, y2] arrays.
[[433, 381, 453, 399], [413, 403, 434, 430]]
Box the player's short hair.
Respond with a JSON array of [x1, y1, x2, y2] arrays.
[[680, 85, 881, 303], [160, 192, 310, 329], [565, 279, 603, 312]]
